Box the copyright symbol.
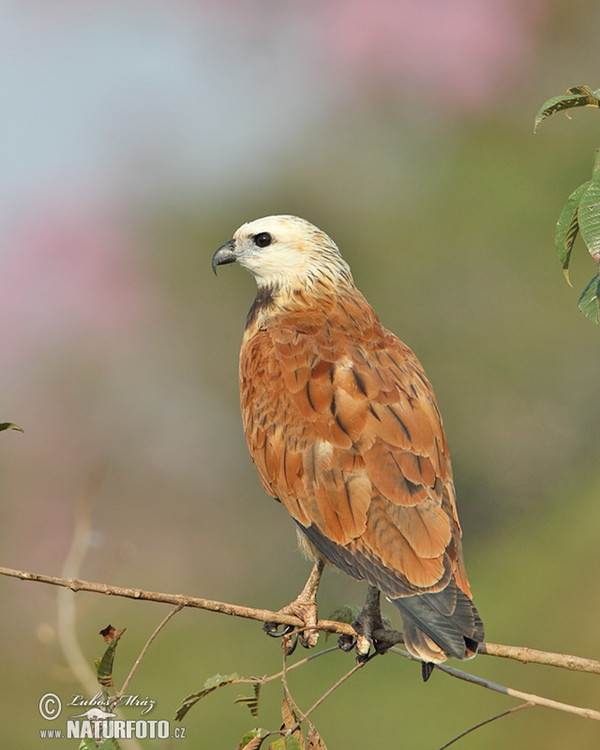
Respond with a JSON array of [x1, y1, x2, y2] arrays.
[[39, 693, 62, 720]]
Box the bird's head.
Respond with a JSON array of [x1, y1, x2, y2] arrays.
[[212, 215, 353, 293]]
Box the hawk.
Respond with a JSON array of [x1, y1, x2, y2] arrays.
[[212, 215, 484, 677]]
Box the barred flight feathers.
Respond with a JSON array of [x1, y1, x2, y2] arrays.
[[212, 215, 484, 665]]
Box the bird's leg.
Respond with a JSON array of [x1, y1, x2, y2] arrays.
[[338, 586, 387, 662], [263, 559, 324, 653]]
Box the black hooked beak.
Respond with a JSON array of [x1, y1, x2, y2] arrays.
[[211, 239, 237, 275]]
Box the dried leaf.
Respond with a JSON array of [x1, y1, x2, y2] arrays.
[[238, 728, 269, 750], [99, 624, 117, 644], [281, 694, 300, 734], [241, 738, 264, 750], [280, 691, 305, 748], [306, 726, 328, 750]]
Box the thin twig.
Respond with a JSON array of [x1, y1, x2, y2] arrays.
[[389, 648, 600, 722], [280, 643, 374, 742], [4, 565, 600, 676], [279, 638, 312, 739], [295, 654, 373, 727], [437, 702, 533, 749], [117, 604, 184, 698], [261, 646, 340, 685]]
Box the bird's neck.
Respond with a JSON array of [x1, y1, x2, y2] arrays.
[[245, 277, 377, 335]]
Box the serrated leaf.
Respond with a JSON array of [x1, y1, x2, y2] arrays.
[[535, 85, 600, 131], [555, 181, 589, 276], [0, 422, 23, 432], [175, 672, 240, 721], [577, 181, 600, 261], [96, 627, 126, 689], [235, 682, 261, 717], [578, 273, 600, 323]]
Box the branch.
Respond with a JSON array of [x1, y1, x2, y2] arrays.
[[3, 565, 600, 677], [479, 642, 600, 675], [434, 658, 600, 721], [0, 565, 353, 635], [387, 646, 600, 722]]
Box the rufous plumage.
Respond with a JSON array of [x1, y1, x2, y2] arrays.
[[212, 215, 484, 673]]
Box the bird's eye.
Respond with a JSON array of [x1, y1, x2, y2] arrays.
[[253, 232, 272, 248]]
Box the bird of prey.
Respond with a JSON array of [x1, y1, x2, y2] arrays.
[[212, 215, 484, 677]]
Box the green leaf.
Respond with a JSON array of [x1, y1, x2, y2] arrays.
[[0, 422, 23, 433], [175, 672, 240, 721], [592, 147, 600, 179], [535, 85, 600, 131], [269, 737, 302, 750], [239, 728, 269, 750], [577, 181, 600, 262], [327, 604, 391, 630], [234, 682, 261, 717], [96, 628, 126, 690], [578, 273, 600, 323], [327, 605, 362, 625], [555, 181, 590, 281]]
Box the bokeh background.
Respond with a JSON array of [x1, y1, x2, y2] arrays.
[[2, 1, 600, 747]]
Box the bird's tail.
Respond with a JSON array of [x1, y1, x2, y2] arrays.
[[391, 580, 484, 665]]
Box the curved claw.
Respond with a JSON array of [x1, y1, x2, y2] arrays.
[[263, 621, 295, 638], [284, 633, 299, 655], [337, 633, 357, 652]]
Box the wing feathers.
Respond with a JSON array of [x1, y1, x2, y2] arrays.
[[363, 441, 424, 505], [240, 288, 483, 660]]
